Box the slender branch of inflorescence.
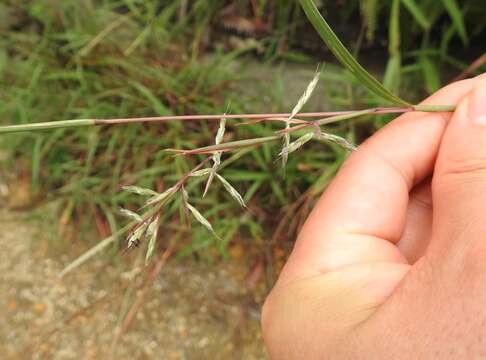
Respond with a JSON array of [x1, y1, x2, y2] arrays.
[[57, 101, 456, 275]]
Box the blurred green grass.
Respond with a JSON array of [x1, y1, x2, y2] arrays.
[[0, 0, 484, 262]]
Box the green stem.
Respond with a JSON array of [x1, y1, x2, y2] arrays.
[[413, 104, 457, 112], [0, 119, 95, 133]]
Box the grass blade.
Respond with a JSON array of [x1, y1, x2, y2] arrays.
[[400, 0, 430, 30], [361, 0, 379, 41], [299, 0, 410, 106], [384, 0, 401, 92], [441, 0, 468, 45], [420, 55, 441, 94], [59, 224, 132, 277]]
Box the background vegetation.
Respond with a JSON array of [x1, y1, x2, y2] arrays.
[[0, 0, 485, 269]]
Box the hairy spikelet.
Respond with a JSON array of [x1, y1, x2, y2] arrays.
[[316, 132, 357, 151], [145, 186, 177, 206], [289, 69, 321, 121], [216, 174, 246, 208], [119, 208, 143, 222], [145, 215, 160, 265], [204, 116, 226, 196], [215, 117, 226, 145], [122, 185, 158, 197], [127, 222, 148, 249], [187, 203, 219, 239], [190, 168, 212, 177], [283, 67, 321, 167], [279, 132, 314, 157]]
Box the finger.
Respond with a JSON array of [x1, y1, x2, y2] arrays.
[[279, 77, 480, 285], [430, 76, 486, 257], [397, 179, 432, 263]]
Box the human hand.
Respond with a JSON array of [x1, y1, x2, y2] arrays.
[[262, 74, 486, 359]]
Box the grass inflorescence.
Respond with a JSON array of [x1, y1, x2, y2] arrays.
[[0, 0, 484, 276]]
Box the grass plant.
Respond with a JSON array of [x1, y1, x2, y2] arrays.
[[0, 0, 484, 274]]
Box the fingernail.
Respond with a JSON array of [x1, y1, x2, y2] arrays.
[[470, 78, 486, 125]]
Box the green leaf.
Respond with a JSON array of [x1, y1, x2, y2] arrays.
[[385, 0, 402, 93], [388, 0, 401, 56], [59, 224, 132, 277], [383, 55, 401, 93], [130, 80, 171, 115], [360, 0, 379, 41], [440, 0, 468, 45], [299, 0, 410, 106], [420, 56, 441, 94], [31, 136, 43, 195], [400, 0, 430, 30]]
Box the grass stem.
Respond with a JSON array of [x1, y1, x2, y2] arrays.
[[0, 105, 456, 134]]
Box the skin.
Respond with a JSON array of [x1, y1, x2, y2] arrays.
[[262, 74, 486, 359]]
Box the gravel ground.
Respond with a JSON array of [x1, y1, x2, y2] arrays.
[[0, 208, 267, 359]]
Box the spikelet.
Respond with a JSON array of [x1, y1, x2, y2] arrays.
[[216, 174, 246, 208], [279, 132, 314, 157], [316, 132, 357, 151], [282, 67, 321, 167], [119, 208, 143, 222], [122, 185, 158, 197]]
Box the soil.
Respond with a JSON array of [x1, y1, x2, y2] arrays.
[[0, 207, 267, 359]]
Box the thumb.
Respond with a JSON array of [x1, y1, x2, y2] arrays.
[[431, 76, 486, 255]]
